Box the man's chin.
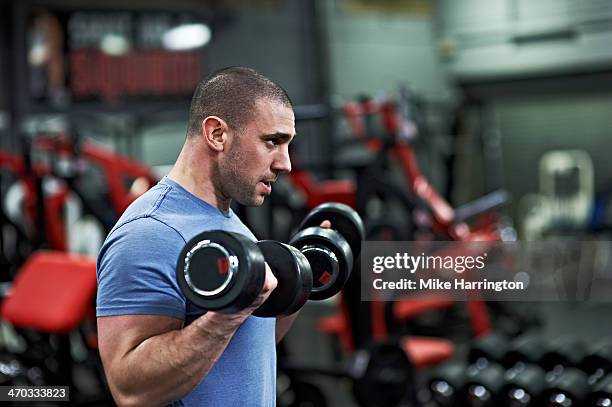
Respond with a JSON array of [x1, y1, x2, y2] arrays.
[[237, 195, 266, 207]]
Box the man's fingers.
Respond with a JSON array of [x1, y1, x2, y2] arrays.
[[262, 263, 278, 293], [319, 220, 331, 229]]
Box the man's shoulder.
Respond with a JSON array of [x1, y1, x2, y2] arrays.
[[110, 179, 200, 241], [110, 214, 185, 243], [113, 181, 173, 229]]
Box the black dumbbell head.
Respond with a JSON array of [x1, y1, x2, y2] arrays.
[[541, 337, 586, 371], [589, 373, 612, 407], [502, 363, 548, 406], [503, 334, 547, 368], [177, 230, 265, 312], [580, 338, 612, 377], [253, 241, 312, 318], [297, 202, 365, 258], [543, 368, 590, 407], [290, 226, 352, 300], [465, 362, 506, 407], [350, 342, 412, 407], [469, 332, 510, 367], [429, 361, 469, 407]]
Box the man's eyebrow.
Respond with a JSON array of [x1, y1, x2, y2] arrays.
[[261, 132, 295, 141]]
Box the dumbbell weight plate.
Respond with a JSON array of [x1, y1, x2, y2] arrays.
[[502, 363, 548, 406], [429, 361, 469, 407], [281, 379, 328, 407], [465, 362, 506, 407], [543, 368, 590, 407], [590, 373, 612, 407], [351, 341, 412, 407], [177, 231, 265, 312], [468, 332, 510, 366], [297, 202, 365, 258], [540, 337, 585, 372], [502, 334, 547, 368], [290, 227, 352, 300], [253, 241, 313, 318], [581, 339, 612, 377]]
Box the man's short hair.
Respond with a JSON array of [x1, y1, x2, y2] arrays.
[[186, 67, 292, 137]]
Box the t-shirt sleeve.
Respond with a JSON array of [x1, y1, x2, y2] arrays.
[[96, 216, 187, 320]]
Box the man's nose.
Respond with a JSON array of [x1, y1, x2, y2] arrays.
[[272, 148, 292, 174]]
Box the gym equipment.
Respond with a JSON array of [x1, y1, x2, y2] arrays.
[[277, 375, 328, 407], [350, 342, 413, 407], [428, 333, 510, 407], [464, 362, 506, 407], [590, 373, 612, 407], [429, 361, 469, 407], [429, 361, 507, 407], [279, 340, 413, 407], [581, 339, 612, 379], [342, 96, 510, 243], [542, 338, 612, 407], [503, 363, 549, 407], [519, 149, 594, 239], [178, 202, 364, 315], [1, 127, 158, 263], [540, 337, 586, 372], [289, 202, 365, 300], [0, 251, 111, 403], [502, 333, 548, 368], [543, 367, 591, 407], [468, 332, 511, 367], [255, 240, 313, 318], [500, 334, 550, 407], [177, 230, 312, 317], [499, 335, 610, 407]]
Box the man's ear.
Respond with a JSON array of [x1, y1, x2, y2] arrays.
[[201, 116, 229, 152]]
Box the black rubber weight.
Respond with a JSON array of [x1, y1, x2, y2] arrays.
[[297, 202, 365, 258], [289, 227, 352, 300], [253, 241, 313, 317], [177, 230, 266, 312]]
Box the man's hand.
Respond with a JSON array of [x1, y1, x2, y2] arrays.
[[245, 263, 278, 311]]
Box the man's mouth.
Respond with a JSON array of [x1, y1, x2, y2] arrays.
[[259, 179, 275, 193]]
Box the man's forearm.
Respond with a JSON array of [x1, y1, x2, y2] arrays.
[[108, 313, 246, 407]]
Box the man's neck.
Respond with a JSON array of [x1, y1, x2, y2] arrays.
[[167, 149, 232, 212]]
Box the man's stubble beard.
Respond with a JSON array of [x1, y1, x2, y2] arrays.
[[217, 140, 262, 207]]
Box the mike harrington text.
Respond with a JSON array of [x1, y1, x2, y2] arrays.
[[372, 278, 525, 292]]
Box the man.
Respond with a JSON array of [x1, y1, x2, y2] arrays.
[[97, 67, 302, 406]]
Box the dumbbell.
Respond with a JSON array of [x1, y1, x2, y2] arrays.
[[590, 373, 612, 407], [501, 335, 588, 407], [176, 230, 313, 317], [543, 338, 612, 407], [289, 202, 365, 300], [500, 334, 550, 407], [277, 375, 328, 407], [464, 333, 511, 407], [176, 202, 364, 316], [429, 361, 470, 407], [280, 341, 412, 407], [428, 332, 510, 407]]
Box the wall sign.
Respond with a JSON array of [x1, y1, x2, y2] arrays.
[[26, 8, 207, 107]]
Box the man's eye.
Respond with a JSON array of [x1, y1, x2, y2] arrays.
[[265, 139, 279, 146]]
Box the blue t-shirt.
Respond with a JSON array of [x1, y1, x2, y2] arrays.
[[96, 177, 276, 406]]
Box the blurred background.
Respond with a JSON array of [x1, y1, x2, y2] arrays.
[[1, 0, 612, 406]]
